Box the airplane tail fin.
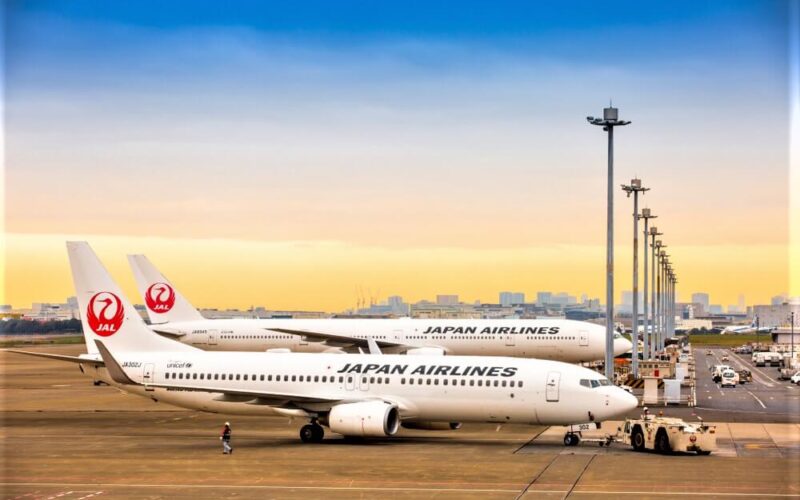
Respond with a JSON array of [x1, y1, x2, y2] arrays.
[[68, 242, 194, 353], [127, 254, 204, 324]]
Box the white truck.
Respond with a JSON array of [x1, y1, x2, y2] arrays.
[[753, 352, 781, 367], [618, 413, 717, 455]]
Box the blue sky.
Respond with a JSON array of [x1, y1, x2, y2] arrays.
[[3, 1, 795, 307]]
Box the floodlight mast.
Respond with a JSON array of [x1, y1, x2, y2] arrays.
[[649, 228, 662, 358], [640, 209, 657, 360], [622, 179, 649, 378], [587, 106, 631, 380]]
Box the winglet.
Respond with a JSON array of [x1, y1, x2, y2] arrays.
[[94, 340, 137, 385]]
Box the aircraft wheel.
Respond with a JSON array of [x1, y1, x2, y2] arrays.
[[311, 424, 325, 442], [300, 424, 317, 443], [563, 433, 580, 446], [697, 450, 711, 456]]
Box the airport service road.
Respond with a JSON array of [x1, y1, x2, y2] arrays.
[[2, 346, 800, 499], [692, 347, 800, 422]]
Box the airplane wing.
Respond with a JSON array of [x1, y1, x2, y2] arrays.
[[92, 340, 341, 406], [145, 382, 342, 405], [6, 349, 105, 366], [265, 327, 409, 350]]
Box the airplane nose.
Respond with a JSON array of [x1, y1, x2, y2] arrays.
[[602, 388, 639, 419], [614, 336, 633, 357], [620, 390, 639, 413]]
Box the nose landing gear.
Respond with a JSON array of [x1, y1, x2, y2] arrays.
[[564, 432, 581, 446]]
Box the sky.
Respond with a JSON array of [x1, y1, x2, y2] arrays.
[[2, 1, 796, 311]]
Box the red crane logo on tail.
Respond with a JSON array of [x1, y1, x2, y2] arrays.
[[87, 292, 124, 336], [145, 282, 175, 313]]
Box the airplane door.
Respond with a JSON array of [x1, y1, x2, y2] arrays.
[[359, 375, 370, 391], [579, 330, 589, 347], [143, 363, 155, 391], [208, 329, 218, 346], [345, 375, 355, 391], [505, 334, 515, 347], [545, 371, 560, 402], [393, 329, 404, 343]]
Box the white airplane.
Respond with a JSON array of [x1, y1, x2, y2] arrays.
[[127, 254, 631, 363], [721, 321, 774, 335], [10, 242, 638, 444]]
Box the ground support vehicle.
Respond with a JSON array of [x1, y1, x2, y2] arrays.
[[618, 413, 717, 455], [738, 370, 752, 384]]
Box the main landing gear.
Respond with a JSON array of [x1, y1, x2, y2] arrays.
[[299, 421, 325, 443]]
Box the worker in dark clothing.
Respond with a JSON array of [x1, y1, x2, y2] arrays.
[[221, 422, 233, 454]]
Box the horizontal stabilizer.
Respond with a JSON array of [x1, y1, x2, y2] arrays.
[[150, 328, 186, 338], [5, 349, 105, 366]]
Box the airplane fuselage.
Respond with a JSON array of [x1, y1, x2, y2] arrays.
[[153, 318, 629, 363], [91, 350, 636, 425]]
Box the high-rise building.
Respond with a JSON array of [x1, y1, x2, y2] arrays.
[[436, 295, 459, 306], [500, 292, 525, 306], [387, 296, 409, 315], [692, 293, 710, 309], [537, 292, 552, 305]]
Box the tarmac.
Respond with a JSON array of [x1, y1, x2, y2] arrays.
[[2, 345, 799, 499]]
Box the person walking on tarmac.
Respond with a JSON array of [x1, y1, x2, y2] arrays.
[[221, 422, 233, 454]]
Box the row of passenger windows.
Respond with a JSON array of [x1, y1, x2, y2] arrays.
[[579, 379, 611, 388], [221, 335, 292, 340], [163, 371, 523, 388], [215, 334, 576, 342]]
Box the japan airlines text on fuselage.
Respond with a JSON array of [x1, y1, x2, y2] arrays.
[[155, 318, 630, 363]]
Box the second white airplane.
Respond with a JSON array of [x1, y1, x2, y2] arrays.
[[128, 254, 631, 363]]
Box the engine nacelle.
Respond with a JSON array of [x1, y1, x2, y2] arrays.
[[401, 421, 462, 431], [405, 347, 446, 356], [327, 401, 400, 437]]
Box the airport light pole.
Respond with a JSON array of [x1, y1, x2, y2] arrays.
[[665, 260, 672, 347], [640, 209, 656, 360], [622, 179, 649, 377], [669, 271, 676, 339], [672, 275, 679, 339], [654, 240, 663, 356], [649, 228, 662, 358], [587, 106, 631, 380], [659, 256, 666, 352], [791, 312, 795, 367]]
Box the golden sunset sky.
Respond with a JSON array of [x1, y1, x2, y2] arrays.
[[2, 2, 797, 311]]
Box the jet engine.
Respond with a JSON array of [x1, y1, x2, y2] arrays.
[[401, 421, 462, 431], [327, 401, 400, 437]]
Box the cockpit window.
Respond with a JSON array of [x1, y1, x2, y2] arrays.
[[613, 332, 622, 339], [580, 378, 611, 388]]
